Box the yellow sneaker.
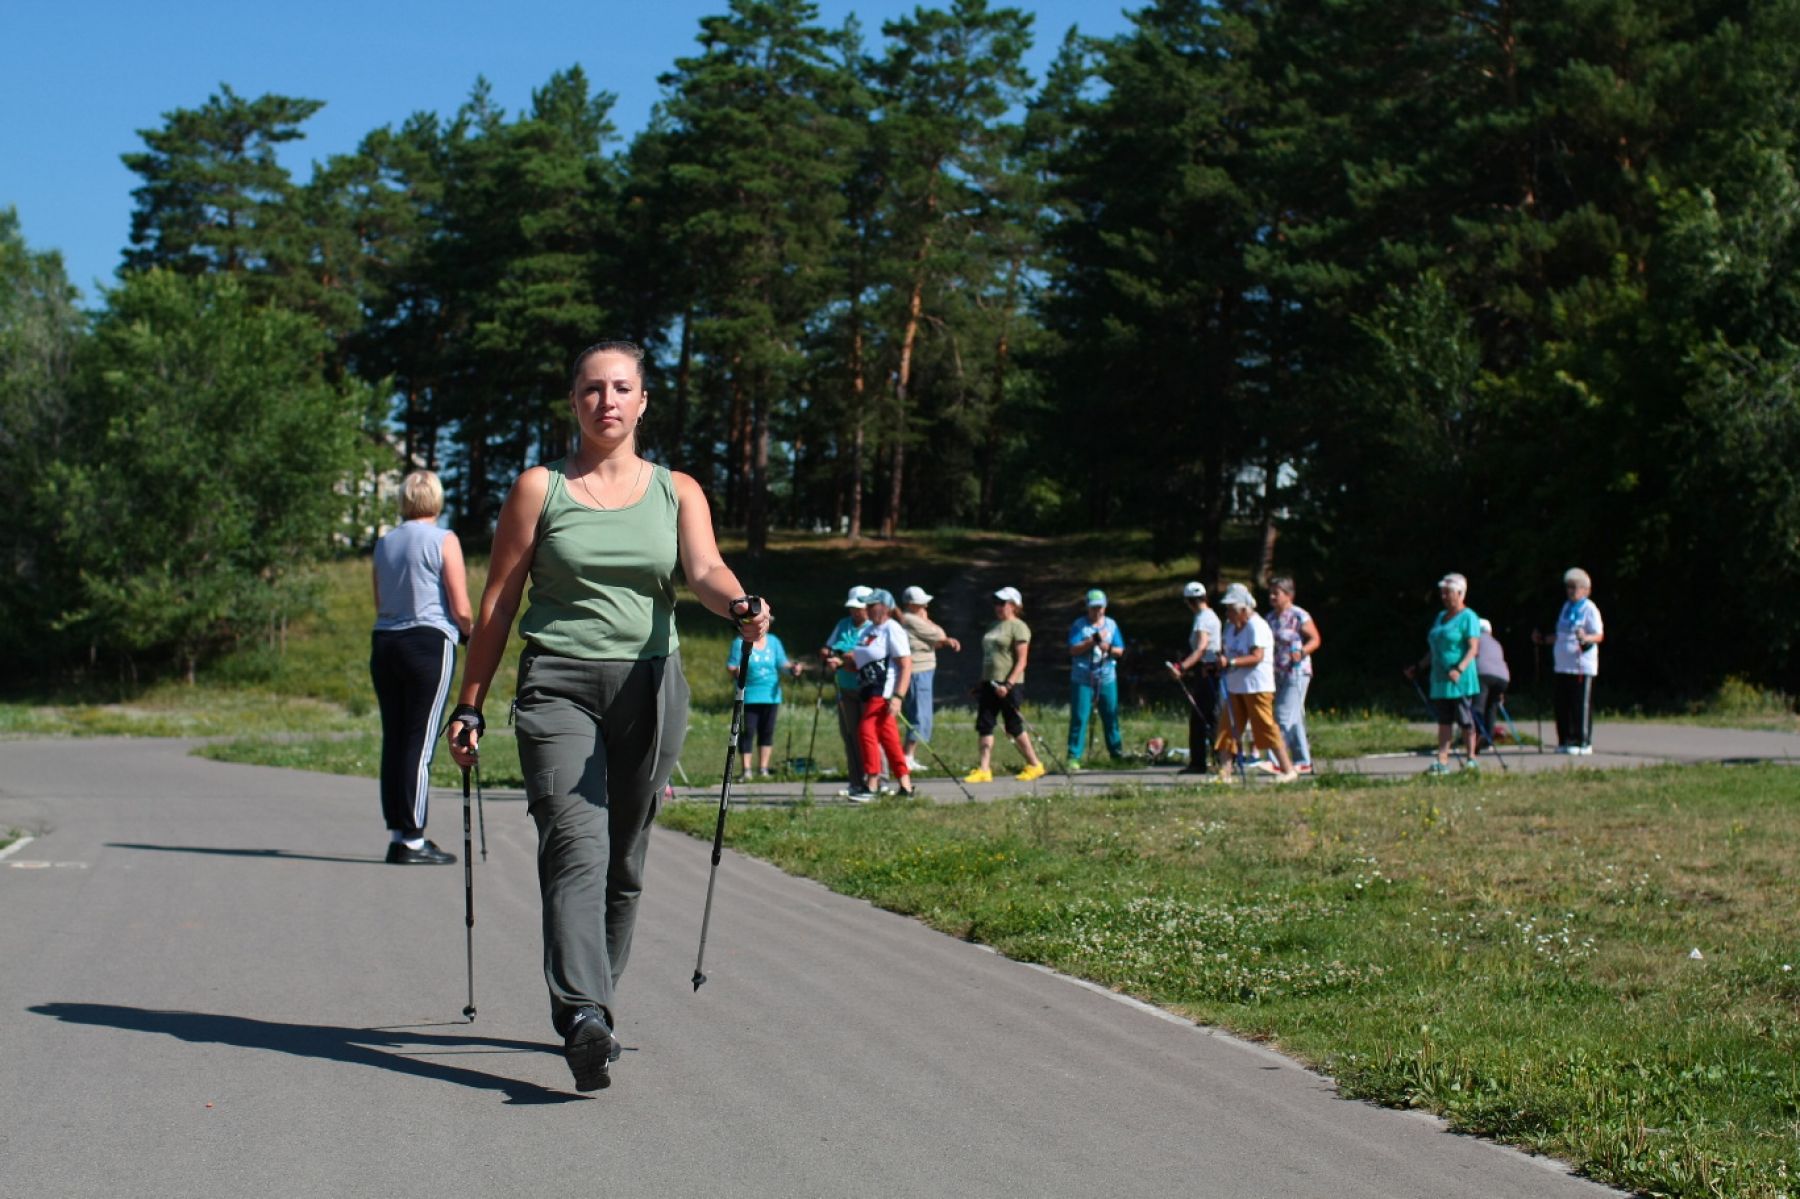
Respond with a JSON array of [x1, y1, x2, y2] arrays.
[[1015, 762, 1047, 782], [962, 768, 993, 784]]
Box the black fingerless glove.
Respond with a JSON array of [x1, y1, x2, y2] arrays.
[[447, 704, 485, 742]]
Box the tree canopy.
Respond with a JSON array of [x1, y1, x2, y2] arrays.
[[4, 0, 1798, 693]]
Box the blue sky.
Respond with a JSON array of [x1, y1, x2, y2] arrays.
[[2, 1, 1133, 300]]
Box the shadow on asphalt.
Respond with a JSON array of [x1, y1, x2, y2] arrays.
[[106, 842, 388, 865], [29, 1003, 582, 1105]]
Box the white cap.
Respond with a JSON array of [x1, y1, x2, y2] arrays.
[[1219, 583, 1255, 609], [1181, 581, 1206, 599], [993, 586, 1023, 606], [844, 585, 871, 608], [900, 585, 933, 606]]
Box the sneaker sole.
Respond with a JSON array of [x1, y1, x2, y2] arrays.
[[566, 1020, 620, 1092]]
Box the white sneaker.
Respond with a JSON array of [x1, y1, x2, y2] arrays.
[[1556, 745, 1579, 755], [1577, 745, 1595, 756], [904, 755, 923, 772]]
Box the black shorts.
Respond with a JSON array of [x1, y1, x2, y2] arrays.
[[976, 683, 1024, 738], [1433, 697, 1474, 726], [735, 702, 778, 749]]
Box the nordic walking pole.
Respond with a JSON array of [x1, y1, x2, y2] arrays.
[[896, 711, 976, 802], [801, 672, 826, 803], [457, 747, 477, 1022], [1408, 673, 1468, 768], [1469, 707, 1511, 773], [693, 596, 762, 993], [1534, 640, 1545, 754], [1005, 686, 1070, 778], [475, 758, 487, 861]]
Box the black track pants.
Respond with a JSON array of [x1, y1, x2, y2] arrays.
[[1553, 672, 1594, 749], [370, 628, 456, 835]]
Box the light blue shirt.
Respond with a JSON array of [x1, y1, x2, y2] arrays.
[[1068, 615, 1123, 685]]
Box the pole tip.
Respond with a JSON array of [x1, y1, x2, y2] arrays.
[[691, 971, 706, 992], [463, 1005, 477, 1021]]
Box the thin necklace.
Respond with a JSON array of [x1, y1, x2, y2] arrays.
[[574, 457, 647, 510]]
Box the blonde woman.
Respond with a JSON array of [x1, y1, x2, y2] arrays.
[[370, 470, 472, 865]]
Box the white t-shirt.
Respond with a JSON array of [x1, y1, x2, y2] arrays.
[[1189, 607, 1222, 663], [850, 618, 913, 698], [1222, 614, 1275, 694], [1553, 598, 1603, 676]]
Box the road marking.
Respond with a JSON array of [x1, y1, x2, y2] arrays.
[[0, 835, 35, 862], [6, 860, 87, 870]]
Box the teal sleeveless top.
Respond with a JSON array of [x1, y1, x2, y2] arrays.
[[517, 461, 681, 660]]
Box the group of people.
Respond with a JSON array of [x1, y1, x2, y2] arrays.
[[813, 583, 1045, 800], [1407, 568, 1604, 772], [1161, 578, 1319, 784], [359, 335, 1614, 1092]]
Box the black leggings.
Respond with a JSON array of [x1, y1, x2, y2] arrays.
[[370, 628, 456, 835], [734, 702, 778, 749]]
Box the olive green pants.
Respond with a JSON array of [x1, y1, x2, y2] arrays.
[[513, 650, 690, 1036]]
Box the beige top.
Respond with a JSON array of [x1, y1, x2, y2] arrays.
[[899, 611, 948, 673]]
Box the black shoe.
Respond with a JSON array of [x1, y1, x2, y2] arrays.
[[386, 840, 456, 865], [1176, 764, 1209, 775], [564, 1008, 621, 1091]]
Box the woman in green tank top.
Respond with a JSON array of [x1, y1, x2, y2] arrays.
[[447, 340, 769, 1092]]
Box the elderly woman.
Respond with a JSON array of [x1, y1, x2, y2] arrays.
[[1407, 572, 1482, 774], [726, 617, 801, 779], [1534, 567, 1604, 754], [1214, 584, 1300, 783], [842, 589, 915, 802], [964, 586, 1047, 783], [1266, 577, 1321, 775], [1475, 618, 1511, 745], [370, 470, 473, 865], [897, 585, 959, 771], [1066, 588, 1125, 768]]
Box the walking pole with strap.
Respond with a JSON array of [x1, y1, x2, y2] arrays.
[[693, 596, 762, 993], [896, 710, 976, 802], [457, 745, 478, 1021]]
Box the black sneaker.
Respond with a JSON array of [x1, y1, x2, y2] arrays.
[[839, 785, 877, 803], [386, 840, 456, 865], [564, 1008, 621, 1091]]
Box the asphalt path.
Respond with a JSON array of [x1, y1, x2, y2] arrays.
[[0, 736, 1682, 1197]]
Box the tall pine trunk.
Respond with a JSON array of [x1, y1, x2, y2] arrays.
[[882, 255, 928, 538]]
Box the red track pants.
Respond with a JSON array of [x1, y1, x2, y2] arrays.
[[859, 696, 909, 781]]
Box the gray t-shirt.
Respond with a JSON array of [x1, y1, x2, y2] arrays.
[[373, 520, 457, 641], [1476, 633, 1510, 683]]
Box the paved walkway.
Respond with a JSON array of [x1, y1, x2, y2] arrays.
[[614, 720, 1800, 807], [0, 736, 1642, 1197]]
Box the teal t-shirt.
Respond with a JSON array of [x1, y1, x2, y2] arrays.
[[727, 635, 789, 704], [826, 616, 868, 691], [1428, 607, 1482, 699]]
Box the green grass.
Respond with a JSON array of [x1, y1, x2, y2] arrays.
[[659, 765, 1800, 1199]]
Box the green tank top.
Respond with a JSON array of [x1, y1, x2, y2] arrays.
[[517, 461, 682, 660]]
